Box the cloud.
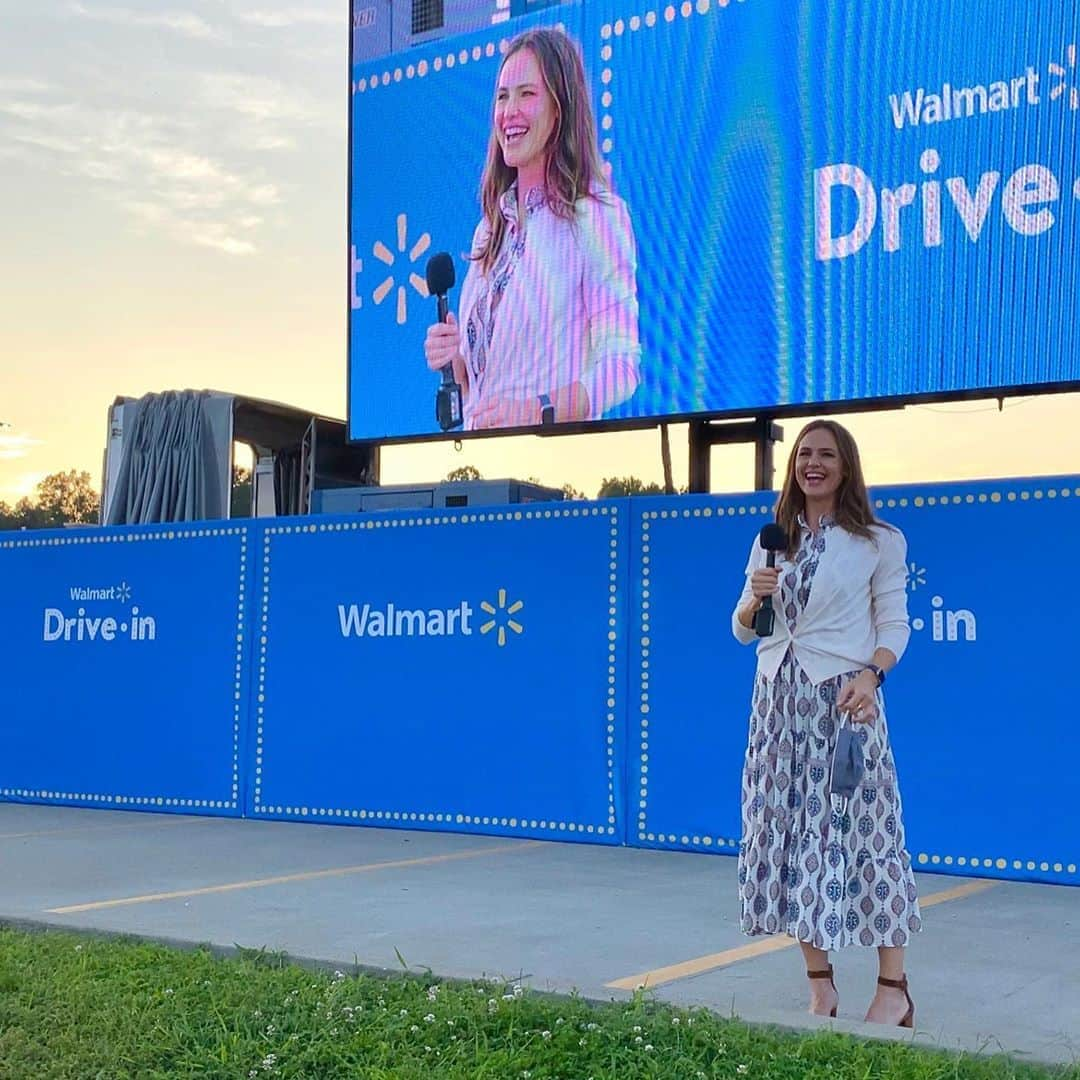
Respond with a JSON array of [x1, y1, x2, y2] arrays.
[[0, 78, 53, 94], [198, 72, 327, 125], [1, 95, 280, 255], [0, 432, 44, 462], [0, 9, 340, 258], [69, 2, 223, 41], [236, 7, 340, 28]]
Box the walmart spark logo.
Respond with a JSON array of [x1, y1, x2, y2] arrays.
[[1049, 43, 1079, 110], [479, 589, 524, 647], [907, 562, 927, 592], [116, 580, 132, 603], [372, 213, 431, 325]]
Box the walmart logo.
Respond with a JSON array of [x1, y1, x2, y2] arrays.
[[907, 561, 927, 592], [479, 589, 524, 647], [371, 213, 432, 325], [1049, 43, 1079, 110], [337, 589, 524, 646]]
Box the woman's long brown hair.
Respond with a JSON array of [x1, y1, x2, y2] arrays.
[[774, 420, 883, 556], [472, 28, 605, 274]]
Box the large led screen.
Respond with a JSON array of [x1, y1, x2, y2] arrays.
[[349, 0, 1080, 441]]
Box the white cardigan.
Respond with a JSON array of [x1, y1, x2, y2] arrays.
[[731, 522, 911, 684], [457, 186, 641, 429]]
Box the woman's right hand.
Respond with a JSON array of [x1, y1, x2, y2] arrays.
[[749, 567, 781, 601], [424, 314, 468, 388]]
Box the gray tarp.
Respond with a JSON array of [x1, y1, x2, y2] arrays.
[[105, 390, 232, 525]]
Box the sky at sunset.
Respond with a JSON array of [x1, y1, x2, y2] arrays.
[[3, 2, 1080, 509]]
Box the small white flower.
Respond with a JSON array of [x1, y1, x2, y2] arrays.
[[635, 1036, 643, 1044], [579, 1037, 587, 1047], [672, 1016, 681, 1025], [586, 1022, 599, 1031], [333, 970, 345, 980], [427, 985, 440, 1001], [410, 1025, 420, 1033], [737, 1066, 749, 1075], [541, 1030, 552, 1040], [446, 1019, 455, 1027], [74, 945, 83, 952], [633, 1025, 642, 1033], [645, 1043, 654, 1051], [555, 1017, 564, 1025], [687, 1017, 694, 1026], [164, 988, 174, 996], [265, 1025, 275, 1036], [399, 1009, 408, 1017], [329, 1028, 338, 1036], [424, 1014, 436, 1023]]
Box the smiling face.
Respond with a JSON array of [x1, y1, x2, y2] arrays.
[[494, 47, 557, 187], [795, 426, 844, 508]]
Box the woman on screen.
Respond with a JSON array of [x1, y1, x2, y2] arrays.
[[731, 420, 921, 1027], [423, 27, 641, 431]]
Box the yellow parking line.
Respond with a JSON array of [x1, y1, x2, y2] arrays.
[[47, 840, 543, 915], [916, 879, 997, 908], [605, 879, 997, 991]]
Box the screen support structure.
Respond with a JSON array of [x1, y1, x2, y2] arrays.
[[688, 417, 784, 494]]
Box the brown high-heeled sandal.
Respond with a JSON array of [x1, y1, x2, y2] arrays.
[[876, 974, 915, 1028], [807, 964, 838, 1018]]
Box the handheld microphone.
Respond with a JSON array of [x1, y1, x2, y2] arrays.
[[754, 522, 787, 637], [426, 252, 463, 432]]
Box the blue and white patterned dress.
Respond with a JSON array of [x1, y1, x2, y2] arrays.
[[738, 517, 922, 949]]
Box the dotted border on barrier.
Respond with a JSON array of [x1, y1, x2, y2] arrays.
[[598, 0, 748, 159], [252, 506, 621, 838], [0, 526, 247, 812], [635, 489, 1080, 880], [872, 484, 1079, 511], [636, 501, 771, 850]]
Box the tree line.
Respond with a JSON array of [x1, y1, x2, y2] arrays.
[[0, 471, 100, 531], [0, 466, 680, 531]]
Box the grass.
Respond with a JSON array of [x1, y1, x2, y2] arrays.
[[0, 927, 1074, 1079]]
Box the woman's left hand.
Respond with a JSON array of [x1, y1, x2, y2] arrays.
[[837, 670, 879, 724], [470, 396, 542, 430]]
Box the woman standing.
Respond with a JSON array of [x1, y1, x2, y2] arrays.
[[732, 420, 921, 1026], [423, 27, 640, 431]]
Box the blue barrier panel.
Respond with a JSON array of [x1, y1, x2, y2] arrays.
[[0, 524, 251, 816], [629, 478, 1080, 887], [628, 495, 770, 859], [248, 503, 628, 843]]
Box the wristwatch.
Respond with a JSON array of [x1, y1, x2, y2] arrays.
[[866, 663, 886, 686], [538, 393, 555, 426]]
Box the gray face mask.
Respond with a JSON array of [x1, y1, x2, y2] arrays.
[[828, 717, 865, 800]]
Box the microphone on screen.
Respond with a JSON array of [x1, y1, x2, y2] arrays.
[[426, 252, 463, 432], [754, 522, 788, 638]]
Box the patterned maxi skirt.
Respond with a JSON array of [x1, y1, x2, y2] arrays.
[[738, 649, 922, 949]]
